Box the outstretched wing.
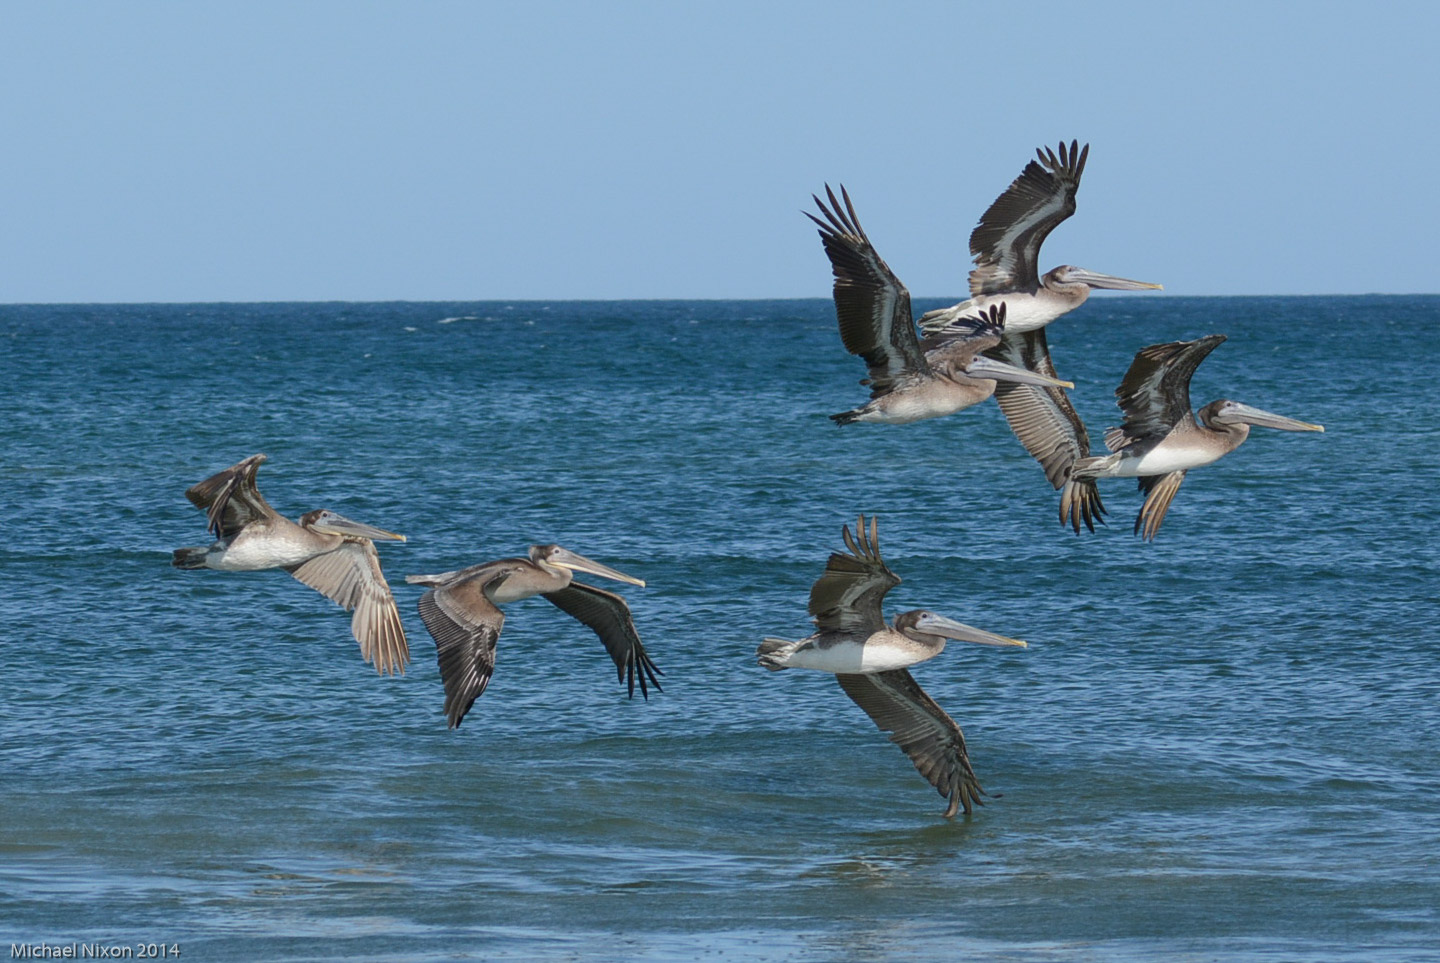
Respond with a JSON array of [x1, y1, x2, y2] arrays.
[[986, 330, 1106, 532], [969, 140, 1087, 296], [542, 581, 663, 699], [286, 539, 409, 675], [1134, 470, 1188, 541], [1112, 335, 1227, 449], [919, 303, 1005, 367], [835, 669, 986, 818], [808, 185, 927, 397], [184, 453, 280, 539], [415, 574, 508, 729], [808, 515, 901, 635]]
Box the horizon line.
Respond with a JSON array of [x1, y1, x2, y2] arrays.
[[2, 291, 1435, 308]]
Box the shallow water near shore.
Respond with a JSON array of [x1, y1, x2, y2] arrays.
[[2, 296, 1438, 960]]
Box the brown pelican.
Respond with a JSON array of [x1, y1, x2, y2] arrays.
[[920, 142, 1162, 533], [808, 185, 1073, 426], [406, 545, 660, 728], [920, 141, 1163, 333], [757, 516, 1027, 817], [172, 453, 410, 675], [1073, 335, 1325, 540]]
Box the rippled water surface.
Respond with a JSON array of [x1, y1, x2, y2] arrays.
[[2, 297, 1438, 960]]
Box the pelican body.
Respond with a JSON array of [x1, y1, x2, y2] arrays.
[[1073, 335, 1324, 539], [172, 453, 410, 675], [766, 606, 1006, 674], [921, 264, 1163, 336], [916, 142, 1162, 534], [757, 516, 1026, 817], [808, 186, 1071, 427], [406, 544, 661, 728], [183, 507, 382, 572]]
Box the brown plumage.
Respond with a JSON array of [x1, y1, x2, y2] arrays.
[[173, 453, 409, 676], [807, 186, 1074, 426], [835, 669, 986, 818], [969, 140, 1088, 297], [1076, 335, 1324, 540], [758, 516, 1027, 818], [407, 546, 660, 728]]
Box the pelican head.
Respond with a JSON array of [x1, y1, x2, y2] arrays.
[[1199, 400, 1325, 433], [299, 509, 407, 541], [529, 544, 646, 587], [1045, 265, 1164, 292], [895, 610, 1027, 648]]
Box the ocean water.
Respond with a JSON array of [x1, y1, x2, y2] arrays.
[[1, 296, 1438, 961]]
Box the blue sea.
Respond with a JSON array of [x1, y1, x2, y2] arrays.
[[2, 296, 1438, 961]]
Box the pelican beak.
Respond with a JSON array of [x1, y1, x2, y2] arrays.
[[962, 355, 1073, 389], [915, 613, 1027, 648], [1223, 403, 1325, 432], [311, 513, 408, 541], [1069, 269, 1164, 291], [548, 547, 646, 587]]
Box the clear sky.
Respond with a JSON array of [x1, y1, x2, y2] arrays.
[[1, 1, 1435, 302]]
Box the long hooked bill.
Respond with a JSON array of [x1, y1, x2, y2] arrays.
[[1069, 269, 1164, 291], [311, 513, 407, 541], [916, 612, 1027, 648], [962, 355, 1074, 389], [549, 547, 646, 587], [1224, 403, 1325, 432]]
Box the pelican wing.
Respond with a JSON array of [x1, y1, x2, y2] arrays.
[[808, 515, 900, 635], [406, 558, 515, 589], [542, 581, 663, 699], [1134, 470, 1187, 541], [415, 575, 507, 729], [285, 540, 409, 676], [808, 185, 928, 397], [1112, 335, 1227, 449], [919, 304, 1005, 368], [184, 453, 280, 539], [987, 330, 1107, 532], [969, 141, 1087, 296], [835, 669, 985, 817]]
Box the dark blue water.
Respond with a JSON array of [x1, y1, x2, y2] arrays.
[[2, 297, 1438, 961]]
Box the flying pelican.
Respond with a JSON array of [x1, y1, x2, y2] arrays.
[[919, 141, 1163, 334], [1073, 335, 1325, 540], [808, 185, 1073, 426], [920, 141, 1163, 533], [172, 453, 410, 675], [757, 516, 1027, 817], [406, 545, 661, 728]]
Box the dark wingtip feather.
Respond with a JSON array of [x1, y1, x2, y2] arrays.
[[1058, 478, 1107, 534]]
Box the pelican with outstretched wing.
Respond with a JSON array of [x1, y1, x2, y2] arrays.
[[172, 453, 409, 675], [1074, 335, 1324, 540], [808, 185, 1072, 426], [407, 545, 660, 728], [758, 516, 1027, 817]]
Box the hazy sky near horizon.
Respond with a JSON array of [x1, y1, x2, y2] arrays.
[[2, 1, 1435, 302]]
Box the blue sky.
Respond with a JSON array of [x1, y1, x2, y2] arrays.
[[1, 1, 1435, 302]]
